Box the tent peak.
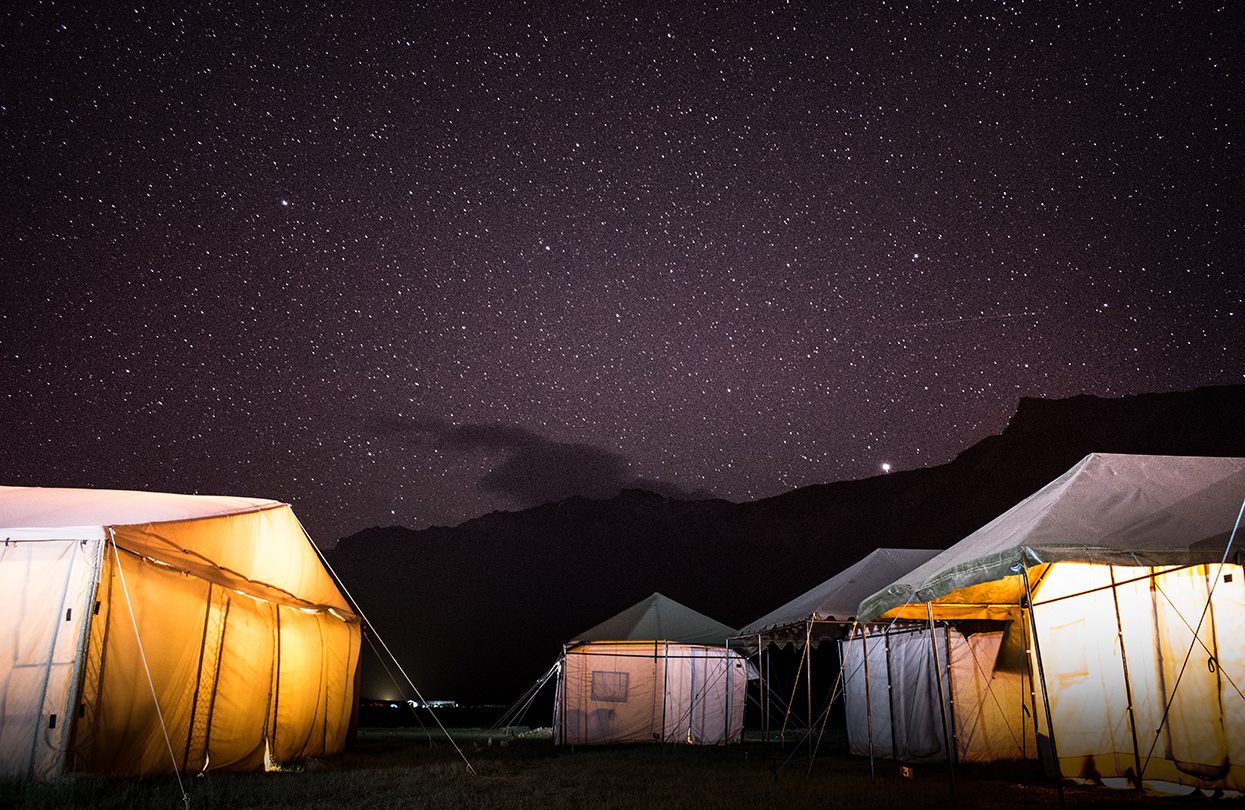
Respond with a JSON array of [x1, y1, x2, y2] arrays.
[[569, 592, 736, 645]]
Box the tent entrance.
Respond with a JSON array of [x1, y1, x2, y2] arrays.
[[0, 537, 102, 779]]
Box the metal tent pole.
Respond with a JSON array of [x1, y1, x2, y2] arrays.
[[661, 641, 670, 743], [926, 603, 956, 799], [805, 620, 813, 760], [1021, 564, 1065, 810], [884, 627, 898, 759], [944, 622, 959, 764], [557, 644, 567, 745], [1109, 567, 1144, 794], [861, 624, 876, 779], [756, 637, 766, 746], [756, 642, 766, 746]]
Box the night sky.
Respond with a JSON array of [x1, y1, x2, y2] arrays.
[[3, 2, 1241, 545]]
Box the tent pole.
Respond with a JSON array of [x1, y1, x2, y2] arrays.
[[661, 641, 669, 743], [926, 603, 956, 799], [557, 645, 566, 745], [861, 623, 875, 779], [58, 537, 107, 777], [723, 639, 730, 745], [757, 634, 766, 743], [1021, 564, 1064, 810], [1109, 567, 1144, 794], [884, 626, 898, 759], [944, 623, 959, 764], [1019, 581, 1038, 762], [805, 620, 813, 761], [764, 641, 772, 743]]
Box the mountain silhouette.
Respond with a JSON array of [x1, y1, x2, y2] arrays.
[[328, 384, 1245, 704]]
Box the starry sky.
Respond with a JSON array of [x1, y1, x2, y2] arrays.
[[3, 1, 1241, 545]]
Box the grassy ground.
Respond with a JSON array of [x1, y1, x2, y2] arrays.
[[1, 727, 1233, 809]]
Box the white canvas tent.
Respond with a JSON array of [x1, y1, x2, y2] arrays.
[[856, 453, 1245, 792], [841, 622, 1034, 764], [729, 548, 941, 740], [554, 593, 752, 745], [733, 547, 942, 652], [0, 486, 361, 778]]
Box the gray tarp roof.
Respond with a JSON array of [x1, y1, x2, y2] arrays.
[[857, 453, 1245, 622], [731, 547, 941, 647], [568, 592, 736, 645]]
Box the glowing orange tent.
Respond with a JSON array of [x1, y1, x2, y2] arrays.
[[0, 486, 361, 778], [857, 454, 1245, 793]]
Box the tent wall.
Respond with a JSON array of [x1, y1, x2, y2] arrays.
[[108, 505, 351, 613], [1030, 562, 1245, 791], [69, 544, 360, 775], [949, 629, 1033, 763], [0, 538, 102, 779], [661, 645, 747, 744], [2, 500, 361, 779], [844, 626, 949, 763], [555, 642, 746, 746], [843, 625, 1033, 764]]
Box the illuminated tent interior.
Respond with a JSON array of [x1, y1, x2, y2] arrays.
[[0, 486, 361, 779], [554, 592, 753, 745], [856, 453, 1245, 792]]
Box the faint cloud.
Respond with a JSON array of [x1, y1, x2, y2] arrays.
[[439, 423, 704, 508]]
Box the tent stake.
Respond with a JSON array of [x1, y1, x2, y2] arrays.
[[861, 623, 875, 779], [926, 603, 955, 800], [1021, 564, 1064, 810], [1109, 567, 1145, 794]]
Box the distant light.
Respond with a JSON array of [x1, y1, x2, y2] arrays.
[[881, 463, 892, 474]]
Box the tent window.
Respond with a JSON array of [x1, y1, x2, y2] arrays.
[[590, 671, 629, 702]]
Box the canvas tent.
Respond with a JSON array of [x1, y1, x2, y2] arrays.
[[841, 622, 1035, 764], [0, 486, 361, 779], [728, 548, 940, 740], [857, 453, 1245, 792], [733, 547, 942, 652], [554, 593, 752, 745]]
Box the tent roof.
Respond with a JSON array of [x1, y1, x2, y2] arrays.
[[0, 485, 284, 539], [733, 547, 942, 638], [857, 453, 1245, 622], [0, 485, 350, 614], [569, 592, 736, 645]]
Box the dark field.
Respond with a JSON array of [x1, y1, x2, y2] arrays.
[[1, 727, 1234, 809]]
